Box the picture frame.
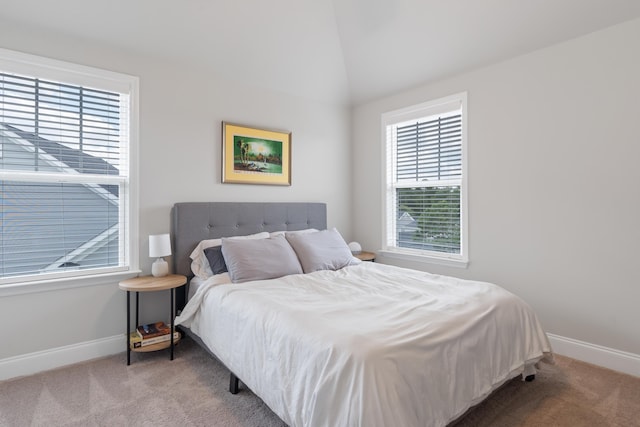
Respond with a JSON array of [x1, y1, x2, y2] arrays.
[[222, 122, 292, 186]]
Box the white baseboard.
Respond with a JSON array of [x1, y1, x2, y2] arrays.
[[2, 333, 638, 382], [548, 333, 640, 377], [0, 335, 123, 381]]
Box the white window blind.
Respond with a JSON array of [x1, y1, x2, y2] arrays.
[[0, 50, 137, 284], [383, 93, 467, 264]]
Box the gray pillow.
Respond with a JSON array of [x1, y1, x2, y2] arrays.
[[221, 234, 303, 283], [286, 228, 361, 273]]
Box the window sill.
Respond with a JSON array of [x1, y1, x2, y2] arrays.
[[0, 269, 142, 297], [378, 249, 469, 269]]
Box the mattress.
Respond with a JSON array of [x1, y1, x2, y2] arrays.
[[187, 276, 207, 301], [176, 262, 552, 427]]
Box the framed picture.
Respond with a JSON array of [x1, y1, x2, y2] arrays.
[[222, 122, 292, 186]]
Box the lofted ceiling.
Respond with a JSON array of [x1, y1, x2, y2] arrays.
[[1, 0, 640, 105]]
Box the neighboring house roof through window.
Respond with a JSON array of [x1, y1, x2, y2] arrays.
[[1, 123, 119, 275]]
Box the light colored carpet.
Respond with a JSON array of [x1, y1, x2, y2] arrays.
[[0, 337, 638, 426]]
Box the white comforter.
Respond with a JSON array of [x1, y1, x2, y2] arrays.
[[176, 262, 552, 427]]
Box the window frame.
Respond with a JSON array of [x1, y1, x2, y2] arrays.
[[381, 92, 468, 268], [0, 48, 139, 290]]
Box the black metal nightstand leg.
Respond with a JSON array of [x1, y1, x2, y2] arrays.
[[126, 290, 131, 365], [135, 292, 139, 328], [170, 288, 175, 360]]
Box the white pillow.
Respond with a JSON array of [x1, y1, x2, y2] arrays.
[[188, 272, 232, 301], [222, 234, 303, 283], [269, 228, 317, 238], [285, 228, 361, 273], [189, 232, 269, 279]]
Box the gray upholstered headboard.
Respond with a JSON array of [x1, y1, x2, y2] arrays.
[[171, 202, 327, 279]]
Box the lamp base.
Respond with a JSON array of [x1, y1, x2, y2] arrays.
[[152, 258, 169, 277]]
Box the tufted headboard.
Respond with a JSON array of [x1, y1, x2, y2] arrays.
[[170, 202, 327, 308]]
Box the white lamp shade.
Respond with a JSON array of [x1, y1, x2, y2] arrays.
[[348, 241, 362, 255], [149, 233, 171, 258]]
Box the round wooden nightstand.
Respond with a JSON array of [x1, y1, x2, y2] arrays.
[[355, 251, 376, 262], [119, 274, 187, 365]]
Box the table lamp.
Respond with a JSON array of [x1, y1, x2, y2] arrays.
[[149, 233, 171, 277], [348, 241, 362, 255]]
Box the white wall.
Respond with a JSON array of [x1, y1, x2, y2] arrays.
[[0, 21, 352, 363], [2, 15, 639, 378], [352, 18, 640, 358]]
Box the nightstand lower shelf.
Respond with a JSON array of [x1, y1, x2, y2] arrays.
[[131, 333, 181, 353]]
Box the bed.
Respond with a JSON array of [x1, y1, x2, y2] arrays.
[[171, 202, 552, 427]]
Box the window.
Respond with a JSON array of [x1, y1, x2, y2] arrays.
[[0, 48, 138, 285], [382, 92, 467, 266]]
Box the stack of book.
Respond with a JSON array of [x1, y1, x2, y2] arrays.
[[129, 321, 180, 349]]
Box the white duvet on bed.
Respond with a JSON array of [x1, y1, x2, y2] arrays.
[[176, 262, 552, 427]]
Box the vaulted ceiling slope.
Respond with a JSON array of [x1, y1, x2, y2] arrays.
[[1, 0, 640, 105]]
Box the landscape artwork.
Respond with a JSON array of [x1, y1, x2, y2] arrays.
[[222, 122, 291, 185], [233, 136, 283, 175]]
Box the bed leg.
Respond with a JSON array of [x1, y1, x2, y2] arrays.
[[525, 374, 536, 382], [229, 372, 239, 394]]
